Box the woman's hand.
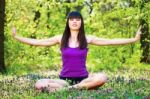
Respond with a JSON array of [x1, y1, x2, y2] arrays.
[[12, 27, 17, 38], [135, 26, 142, 41]]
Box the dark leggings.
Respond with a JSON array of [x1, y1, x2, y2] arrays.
[[59, 76, 88, 85]]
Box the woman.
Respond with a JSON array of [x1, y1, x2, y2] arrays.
[[12, 11, 141, 92]]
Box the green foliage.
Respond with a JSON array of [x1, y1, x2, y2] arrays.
[[5, 0, 150, 74]]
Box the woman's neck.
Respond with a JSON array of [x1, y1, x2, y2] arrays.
[[70, 30, 79, 40], [69, 30, 79, 48]]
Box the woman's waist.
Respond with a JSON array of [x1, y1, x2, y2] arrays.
[[60, 68, 88, 77]]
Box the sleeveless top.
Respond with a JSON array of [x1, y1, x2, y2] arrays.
[[60, 46, 89, 77]]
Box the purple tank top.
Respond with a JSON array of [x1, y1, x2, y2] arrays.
[[60, 46, 89, 77]]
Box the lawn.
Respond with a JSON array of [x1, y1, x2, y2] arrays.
[[0, 69, 149, 99]]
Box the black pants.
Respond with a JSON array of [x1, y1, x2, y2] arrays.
[[59, 76, 88, 85]]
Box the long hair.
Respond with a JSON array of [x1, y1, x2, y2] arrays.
[[61, 11, 87, 49]]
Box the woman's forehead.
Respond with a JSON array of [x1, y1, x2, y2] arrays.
[[69, 16, 81, 19], [67, 11, 82, 19]]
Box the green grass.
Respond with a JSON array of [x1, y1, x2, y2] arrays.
[[0, 69, 150, 99]]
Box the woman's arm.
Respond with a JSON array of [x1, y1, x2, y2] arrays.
[[87, 26, 141, 46], [12, 27, 61, 46]]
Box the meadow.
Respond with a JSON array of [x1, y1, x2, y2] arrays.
[[0, 68, 149, 99]]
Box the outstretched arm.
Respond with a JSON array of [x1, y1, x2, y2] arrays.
[[12, 27, 61, 46], [87, 26, 141, 46]]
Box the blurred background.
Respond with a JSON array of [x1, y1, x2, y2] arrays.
[[1, 0, 150, 74]]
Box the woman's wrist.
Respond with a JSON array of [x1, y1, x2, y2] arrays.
[[13, 35, 18, 39], [13, 35, 22, 41], [133, 37, 140, 42]]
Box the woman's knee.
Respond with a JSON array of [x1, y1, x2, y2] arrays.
[[96, 73, 108, 84]]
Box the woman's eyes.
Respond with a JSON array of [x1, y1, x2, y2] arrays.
[[76, 18, 81, 21], [70, 18, 81, 21]]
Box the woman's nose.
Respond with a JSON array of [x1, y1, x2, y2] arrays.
[[72, 19, 77, 22]]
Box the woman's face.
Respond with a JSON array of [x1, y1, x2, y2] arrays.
[[68, 17, 81, 31]]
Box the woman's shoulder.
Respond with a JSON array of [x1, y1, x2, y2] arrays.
[[55, 35, 62, 43], [86, 35, 95, 44]]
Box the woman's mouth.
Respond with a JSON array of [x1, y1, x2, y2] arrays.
[[72, 24, 77, 27]]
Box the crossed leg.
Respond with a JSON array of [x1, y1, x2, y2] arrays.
[[70, 72, 107, 90], [35, 72, 107, 92], [35, 79, 69, 93]]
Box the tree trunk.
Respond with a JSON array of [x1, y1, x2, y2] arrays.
[[139, 1, 150, 63], [0, 0, 6, 73], [65, 0, 71, 17], [140, 19, 150, 63]]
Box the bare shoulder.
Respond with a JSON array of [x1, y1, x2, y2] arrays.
[[86, 35, 96, 43], [46, 35, 62, 44], [55, 35, 62, 43]]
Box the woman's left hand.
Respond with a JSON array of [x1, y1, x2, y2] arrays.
[[135, 26, 142, 41]]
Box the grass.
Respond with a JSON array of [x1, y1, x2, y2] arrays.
[[0, 69, 150, 99]]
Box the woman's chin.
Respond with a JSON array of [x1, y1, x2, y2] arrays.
[[70, 28, 80, 31]]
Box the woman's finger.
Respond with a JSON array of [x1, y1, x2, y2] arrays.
[[12, 27, 16, 37]]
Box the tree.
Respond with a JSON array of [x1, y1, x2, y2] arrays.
[[140, 1, 150, 63], [0, 0, 6, 73]]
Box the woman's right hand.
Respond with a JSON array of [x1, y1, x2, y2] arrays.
[[12, 27, 17, 37]]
